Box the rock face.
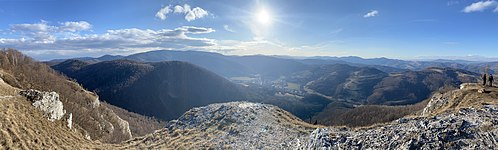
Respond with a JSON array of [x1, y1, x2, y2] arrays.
[[19, 89, 65, 121]]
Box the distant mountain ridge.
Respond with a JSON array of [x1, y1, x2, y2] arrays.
[[47, 50, 497, 78]]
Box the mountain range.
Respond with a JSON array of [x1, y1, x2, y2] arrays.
[[50, 50, 481, 127], [48, 50, 498, 77]]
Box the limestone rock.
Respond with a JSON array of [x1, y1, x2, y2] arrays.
[[19, 89, 65, 121], [67, 113, 73, 129], [116, 115, 132, 138], [303, 105, 498, 149], [421, 92, 448, 116], [161, 102, 314, 149], [92, 97, 100, 108]]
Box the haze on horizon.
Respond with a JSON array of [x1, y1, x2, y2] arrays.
[[0, 0, 497, 60]]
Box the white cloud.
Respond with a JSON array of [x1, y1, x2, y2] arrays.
[[155, 4, 210, 21], [155, 5, 172, 20], [10, 20, 54, 32], [2, 21, 343, 60], [186, 7, 209, 21], [177, 26, 215, 34], [59, 21, 92, 32], [363, 10, 379, 18], [223, 25, 235, 33], [1, 22, 217, 59], [462, 0, 498, 13], [11, 20, 92, 33], [495, 6, 498, 12], [8, 21, 93, 44], [174, 5, 185, 13], [10, 21, 57, 43]]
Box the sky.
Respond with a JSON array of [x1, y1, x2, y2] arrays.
[[0, 0, 497, 60]]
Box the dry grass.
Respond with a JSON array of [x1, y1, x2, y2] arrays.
[[0, 76, 114, 149], [103, 102, 167, 137], [119, 128, 223, 149], [0, 49, 133, 143], [427, 83, 498, 116]]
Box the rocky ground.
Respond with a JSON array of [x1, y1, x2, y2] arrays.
[[305, 105, 498, 149], [304, 83, 498, 149], [123, 102, 319, 149]]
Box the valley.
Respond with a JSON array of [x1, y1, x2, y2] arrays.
[[49, 50, 488, 127]]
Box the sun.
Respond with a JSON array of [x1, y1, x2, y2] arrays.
[[256, 9, 272, 25]]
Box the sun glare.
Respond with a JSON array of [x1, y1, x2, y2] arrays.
[[256, 9, 272, 25]]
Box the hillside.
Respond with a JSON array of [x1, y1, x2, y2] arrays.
[[274, 65, 479, 126], [301, 65, 479, 105], [304, 64, 388, 102], [0, 78, 108, 149], [53, 59, 250, 121], [0, 49, 163, 143], [367, 67, 479, 105]]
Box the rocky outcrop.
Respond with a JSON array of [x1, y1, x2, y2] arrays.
[[126, 102, 317, 149], [67, 113, 73, 129], [421, 92, 450, 116], [168, 102, 315, 149], [92, 97, 100, 108], [116, 116, 133, 138], [304, 105, 498, 149], [19, 89, 65, 121]]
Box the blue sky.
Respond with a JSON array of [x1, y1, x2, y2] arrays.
[[0, 0, 497, 60]]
